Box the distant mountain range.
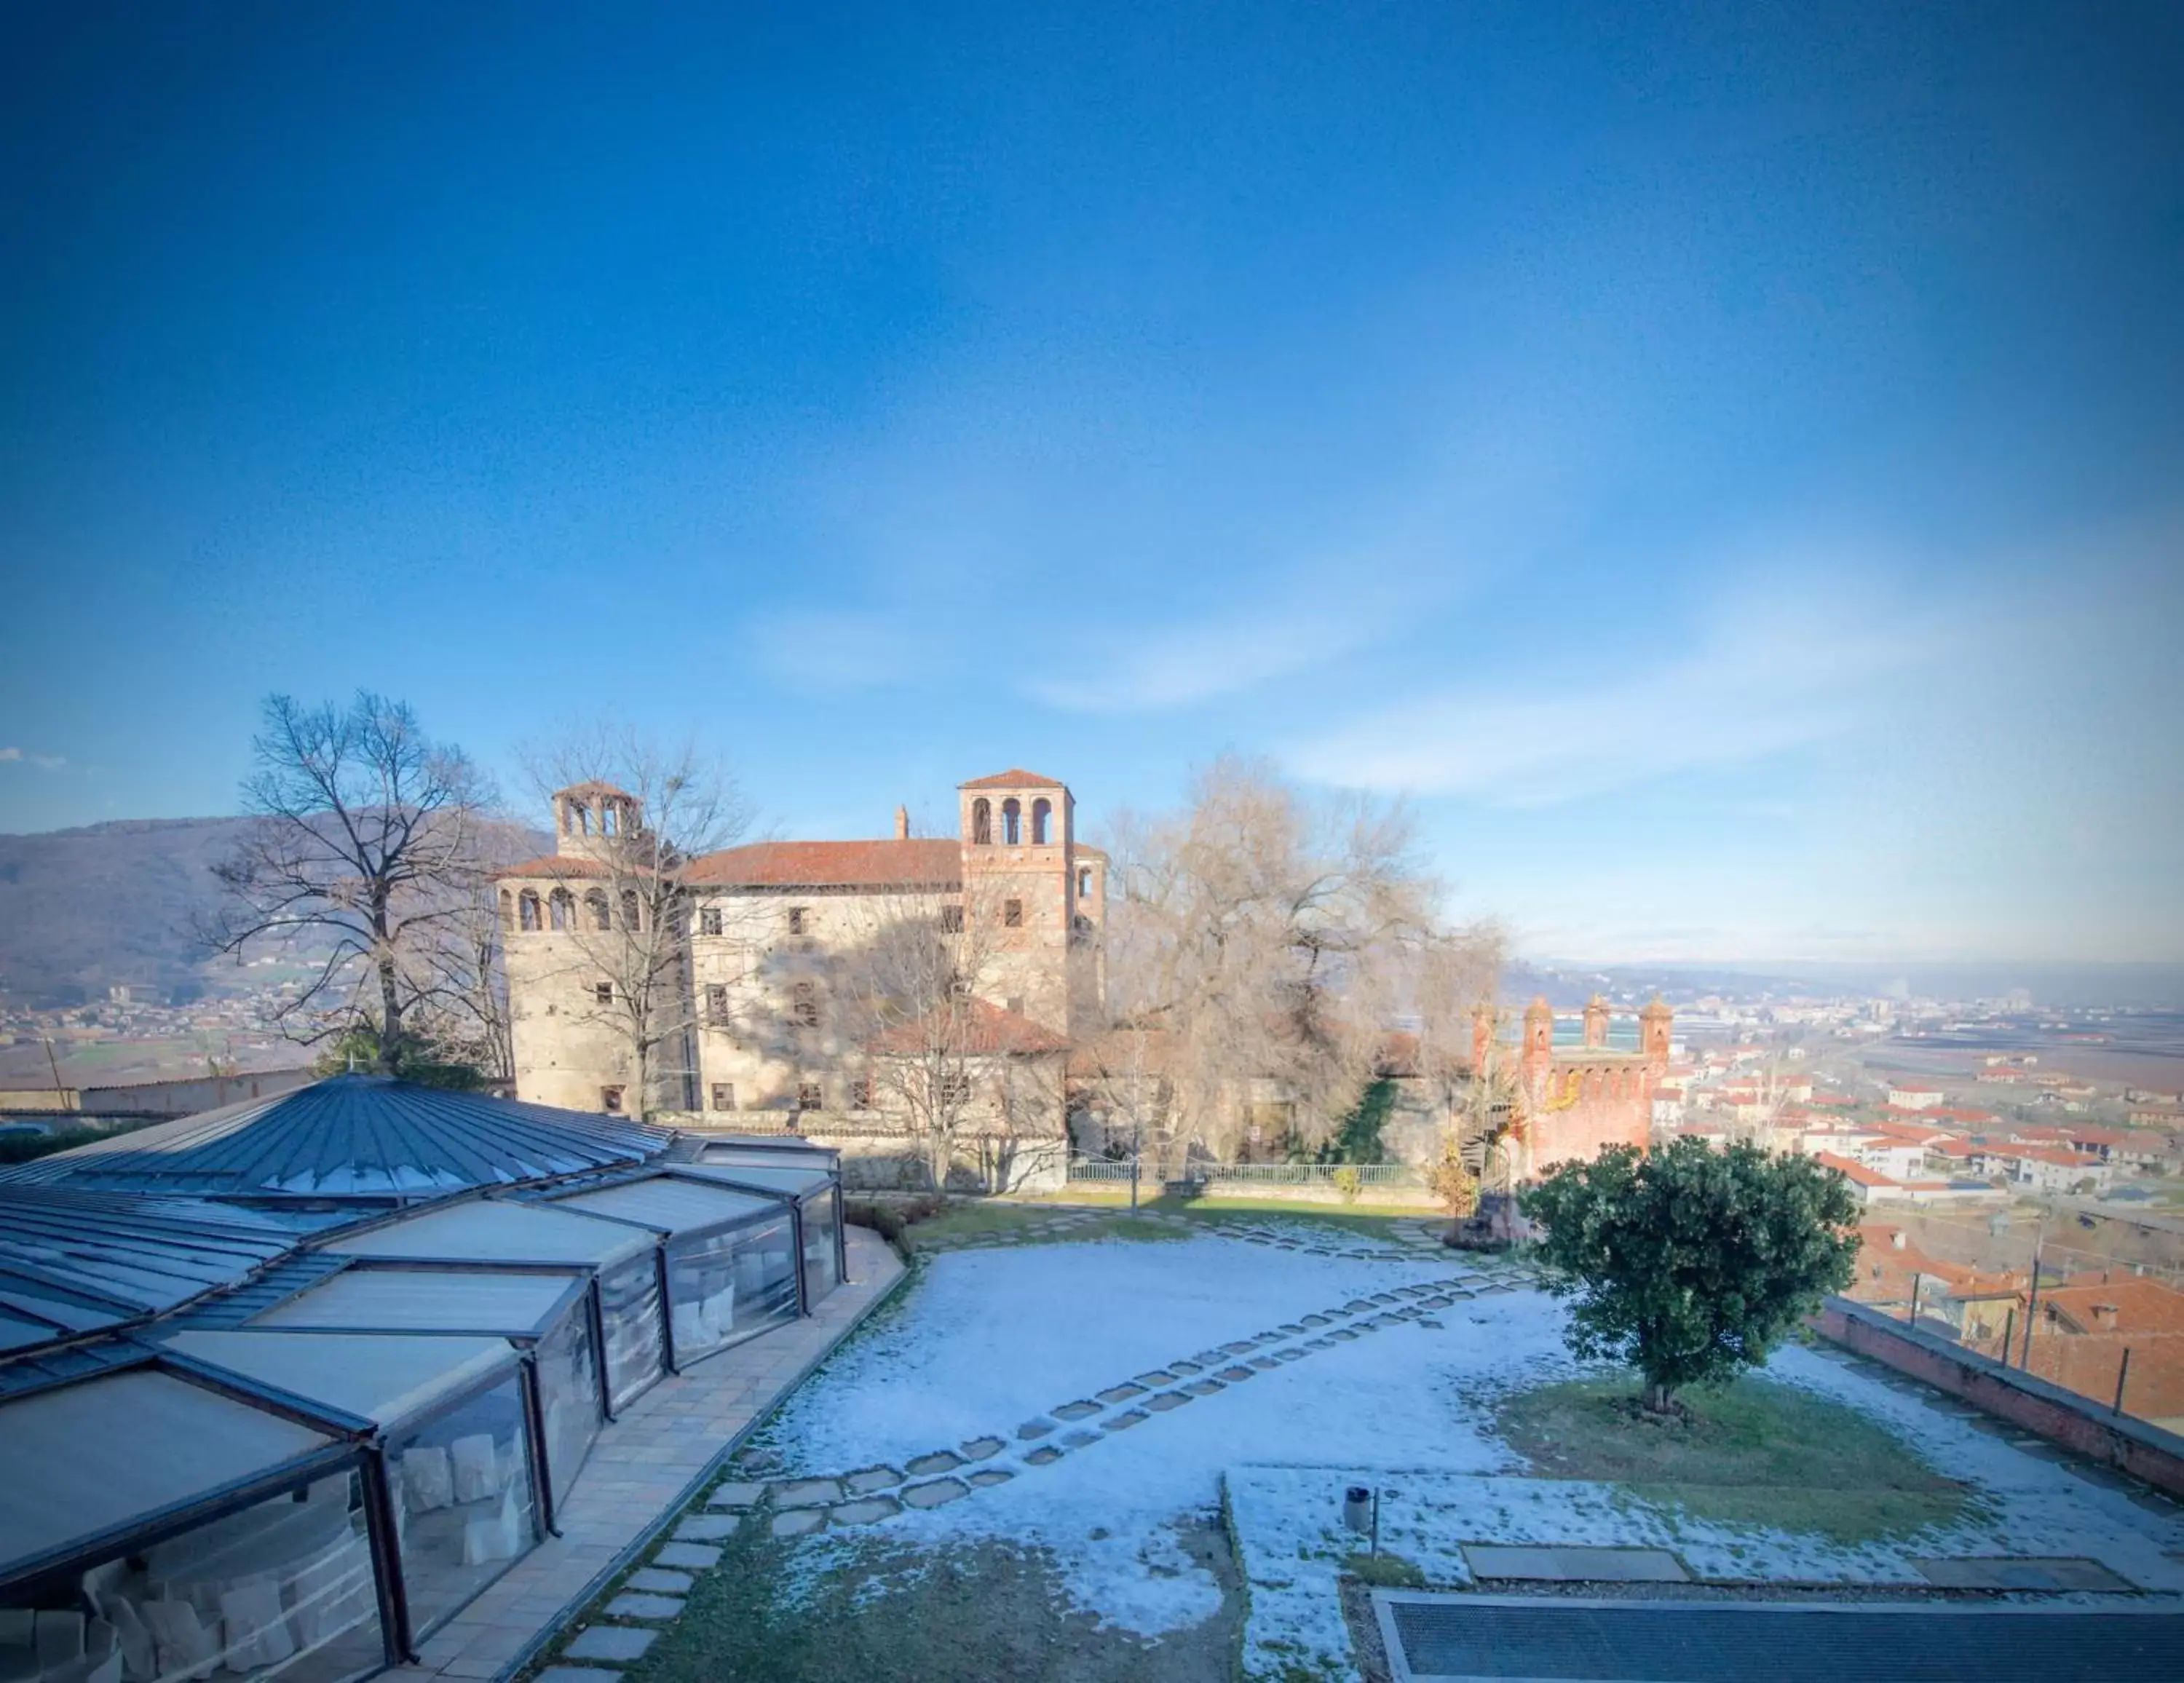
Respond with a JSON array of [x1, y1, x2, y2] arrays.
[[0, 815, 547, 1010], [0, 817, 266, 1007]]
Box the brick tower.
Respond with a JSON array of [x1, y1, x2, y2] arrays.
[[958, 770, 1079, 1034]]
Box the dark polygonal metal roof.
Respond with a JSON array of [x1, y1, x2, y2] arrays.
[[0, 1189, 301, 1350], [0, 1074, 672, 1203]]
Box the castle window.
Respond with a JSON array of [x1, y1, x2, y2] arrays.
[[594, 982, 614, 1007], [791, 981, 819, 1029], [971, 798, 992, 845], [549, 889, 575, 931], [499, 890, 515, 932], [1006, 995, 1024, 1017], [706, 983, 729, 1023], [787, 906, 807, 936], [601, 804, 620, 838], [938, 1072, 970, 1106], [620, 890, 642, 930], [711, 1082, 735, 1112], [699, 906, 723, 936], [587, 889, 612, 931], [941, 905, 965, 934], [1077, 867, 1092, 899], [1004, 898, 1023, 927], [1002, 799, 1021, 844], [850, 1077, 874, 1109], [797, 1082, 823, 1112], [518, 891, 542, 931], [1032, 798, 1051, 844], [601, 1085, 625, 1114]]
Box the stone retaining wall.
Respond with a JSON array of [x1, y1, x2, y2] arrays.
[[1816, 1295, 2184, 1497]]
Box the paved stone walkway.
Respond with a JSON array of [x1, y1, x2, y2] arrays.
[[391, 1226, 906, 1683]]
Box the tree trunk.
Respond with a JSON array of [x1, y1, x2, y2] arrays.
[[1642, 1378, 1676, 1414]]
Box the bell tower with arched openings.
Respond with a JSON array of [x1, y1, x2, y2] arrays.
[[957, 769, 1093, 1034]]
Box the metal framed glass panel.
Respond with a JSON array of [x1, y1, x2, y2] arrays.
[[1, 1473, 383, 1683], [665, 1213, 798, 1358], [797, 1191, 840, 1301], [239, 1271, 599, 1534], [382, 1374, 535, 1641], [546, 1179, 795, 1365], [594, 1256, 663, 1411]]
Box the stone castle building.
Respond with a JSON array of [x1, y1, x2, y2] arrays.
[[498, 769, 1107, 1123], [1499, 993, 1671, 1176]]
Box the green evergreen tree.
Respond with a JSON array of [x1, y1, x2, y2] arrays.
[[1521, 1138, 1859, 1412]]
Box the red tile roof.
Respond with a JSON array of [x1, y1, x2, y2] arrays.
[[686, 839, 962, 889], [959, 769, 1066, 790], [2034, 1277, 2184, 1336], [1814, 1152, 1892, 1187]]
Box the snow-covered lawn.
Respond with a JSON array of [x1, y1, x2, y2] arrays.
[[754, 1230, 2184, 1683]]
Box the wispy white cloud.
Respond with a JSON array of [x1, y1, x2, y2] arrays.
[[0, 747, 66, 769], [1283, 573, 1934, 804]]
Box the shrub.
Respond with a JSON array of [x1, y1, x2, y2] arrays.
[[1522, 1139, 1859, 1413], [1332, 1165, 1364, 1204]]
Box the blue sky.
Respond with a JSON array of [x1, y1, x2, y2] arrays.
[[3, 2, 2180, 963]]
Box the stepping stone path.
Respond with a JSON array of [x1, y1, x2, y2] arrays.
[[566, 1628, 658, 1663], [596, 1208, 1551, 1640]]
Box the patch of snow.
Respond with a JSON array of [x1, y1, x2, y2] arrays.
[[764, 1232, 2184, 1683]]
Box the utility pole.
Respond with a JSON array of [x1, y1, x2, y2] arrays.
[[1129, 1111, 1142, 1213], [41, 1037, 66, 1106]]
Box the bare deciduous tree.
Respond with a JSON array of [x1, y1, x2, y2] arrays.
[[1093, 756, 1501, 1162], [523, 725, 752, 1118], [834, 884, 1032, 1189], [203, 692, 497, 1070]]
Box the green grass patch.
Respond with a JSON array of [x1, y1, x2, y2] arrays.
[[903, 1201, 1189, 1250], [1342, 1551, 1427, 1588], [1494, 1374, 1973, 1545], [616, 1504, 1238, 1683]]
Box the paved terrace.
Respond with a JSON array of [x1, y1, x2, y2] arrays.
[[393, 1227, 905, 1683]]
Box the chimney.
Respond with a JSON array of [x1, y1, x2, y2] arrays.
[[2091, 1303, 2119, 1331], [894, 804, 909, 840]]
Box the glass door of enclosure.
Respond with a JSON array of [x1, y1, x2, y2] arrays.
[[384, 1373, 538, 1639]]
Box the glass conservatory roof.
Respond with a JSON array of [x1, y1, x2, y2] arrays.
[[550, 1175, 778, 1237], [0, 1369, 336, 1581], [248, 1266, 582, 1337], [328, 1197, 653, 1270], [0, 1074, 671, 1202], [162, 1329, 517, 1430]]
